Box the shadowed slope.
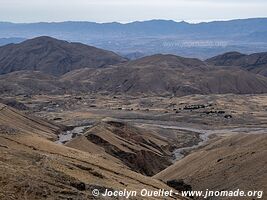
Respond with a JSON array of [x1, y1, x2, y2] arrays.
[[206, 51, 267, 77], [66, 119, 174, 176]]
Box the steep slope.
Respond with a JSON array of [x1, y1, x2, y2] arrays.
[[0, 105, 183, 200], [0, 36, 127, 76], [206, 52, 267, 77], [62, 54, 267, 95], [0, 103, 61, 140], [154, 133, 267, 198], [66, 119, 174, 176], [0, 131, 182, 200]]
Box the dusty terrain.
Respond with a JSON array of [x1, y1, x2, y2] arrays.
[[0, 92, 266, 199], [0, 103, 186, 200], [11, 93, 266, 127], [154, 133, 267, 199], [0, 37, 266, 200]]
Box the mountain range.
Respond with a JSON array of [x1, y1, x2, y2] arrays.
[[0, 36, 267, 96], [1, 18, 267, 59], [1, 17, 267, 200], [1, 18, 267, 39]]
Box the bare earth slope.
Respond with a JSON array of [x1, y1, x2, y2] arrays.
[[66, 119, 174, 176], [154, 133, 267, 199], [0, 36, 127, 76], [0, 103, 61, 140], [0, 104, 183, 200], [0, 134, 182, 200]]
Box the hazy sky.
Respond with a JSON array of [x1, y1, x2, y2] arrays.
[[1, 0, 267, 23]]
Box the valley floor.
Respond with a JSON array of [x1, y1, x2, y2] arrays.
[[0, 93, 266, 199]]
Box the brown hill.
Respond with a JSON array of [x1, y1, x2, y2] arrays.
[[0, 36, 127, 76], [154, 133, 267, 199], [206, 51, 267, 77], [1, 53, 267, 96], [66, 119, 174, 176], [0, 104, 184, 200], [62, 54, 267, 95]]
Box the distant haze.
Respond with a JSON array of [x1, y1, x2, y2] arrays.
[[1, 18, 267, 59], [1, 0, 267, 23]]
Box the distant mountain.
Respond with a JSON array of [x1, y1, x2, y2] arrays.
[[0, 36, 127, 76], [1, 18, 267, 59], [1, 37, 267, 96], [0, 37, 26, 46], [245, 31, 267, 42], [1, 18, 267, 38], [206, 52, 267, 77]]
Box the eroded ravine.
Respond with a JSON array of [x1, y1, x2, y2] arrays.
[[133, 122, 267, 161], [56, 119, 267, 161]]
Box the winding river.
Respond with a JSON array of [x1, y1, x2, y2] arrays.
[[55, 125, 92, 144], [55, 118, 267, 161], [133, 122, 267, 161]]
